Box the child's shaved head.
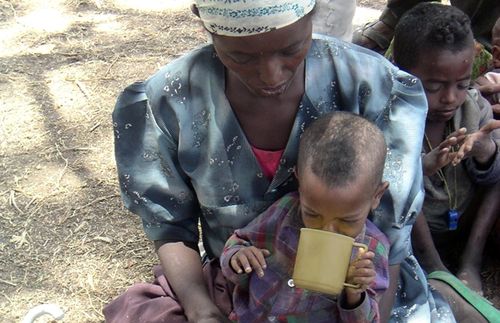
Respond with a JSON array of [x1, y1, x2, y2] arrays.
[[297, 112, 387, 189]]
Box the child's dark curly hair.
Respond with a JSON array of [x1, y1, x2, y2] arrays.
[[393, 2, 473, 70]]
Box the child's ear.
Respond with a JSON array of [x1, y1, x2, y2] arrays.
[[293, 166, 299, 180], [371, 181, 389, 210]]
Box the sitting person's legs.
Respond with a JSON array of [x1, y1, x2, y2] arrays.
[[427, 182, 500, 294], [352, 0, 435, 52], [456, 182, 500, 293], [354, 0, 500, 52]]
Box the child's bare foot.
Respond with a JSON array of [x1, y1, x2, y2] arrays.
[[456, 267, 483, 296]]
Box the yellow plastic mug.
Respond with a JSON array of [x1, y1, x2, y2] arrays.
[[292, 228, 368, 295]]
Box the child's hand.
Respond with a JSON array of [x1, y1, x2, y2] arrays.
[[492, 104, 500, 117], [230, 246, 270, 278], [474, 76, 500, 100], [423, 128, 467, 175], [344, 249, 376, 307], [453, 120, 500, 165]]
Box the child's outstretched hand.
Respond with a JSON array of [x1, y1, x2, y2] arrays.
[[344, 249, 376, 307], [230, 246, 270, 278], [452, 120, 500, 166], [423, 128, 467, 176]]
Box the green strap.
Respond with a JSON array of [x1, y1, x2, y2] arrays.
[[427, 271, 500, 323]]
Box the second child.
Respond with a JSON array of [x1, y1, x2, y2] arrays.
[[393, 2, 500, 299]]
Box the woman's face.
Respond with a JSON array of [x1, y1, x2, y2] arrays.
[[212, 15, 312, 97]]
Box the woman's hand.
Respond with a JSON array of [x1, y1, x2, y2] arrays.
[[344, 249, 376, 307], [156, 242, 230, 323], [230, 246, 270, 278], [423, 128, 467, 176]]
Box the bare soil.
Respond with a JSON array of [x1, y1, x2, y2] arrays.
[[0, 1, 497, 322]]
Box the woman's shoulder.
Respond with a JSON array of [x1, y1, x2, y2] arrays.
[[311, 35, 394, 70], [309, 36, 421, 94], [115, 44, 217, 102], [146, 44, 218, 86], [113, 44, 219, 132], [307, 37, 425, 115]]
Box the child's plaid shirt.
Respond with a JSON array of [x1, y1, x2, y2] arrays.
[[220, 192, 390, 323]]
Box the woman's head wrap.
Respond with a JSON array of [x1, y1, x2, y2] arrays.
[[194, 0, 316, 37]]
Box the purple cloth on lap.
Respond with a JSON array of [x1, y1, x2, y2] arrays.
[[103, 260, 233, 323]]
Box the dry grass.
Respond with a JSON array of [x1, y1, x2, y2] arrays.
[[0, 0, 205, 321]]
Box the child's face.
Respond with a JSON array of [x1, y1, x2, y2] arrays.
[[408, 47, 474, 123], [298, 167, 387, 238]]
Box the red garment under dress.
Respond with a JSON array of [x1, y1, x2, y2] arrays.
[[250, 146, 284, 181]]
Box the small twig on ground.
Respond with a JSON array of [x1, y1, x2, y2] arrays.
[[93, 236, 113, 244], [26, 203, 44, 220], [1, 292, 13, 305], [61, 147, 98, 152], [9, 190, 24, 214], [59, 209, 78, 225], [60, 52, 80, 57], [89, 123, 101, 132], [103, 55, 120, 78], [76, 194, 118, 210], [55, 144, 69, 187], [0, 278, 17, 287], [24, 197, 37, 211], [76, 81, 91, 101]]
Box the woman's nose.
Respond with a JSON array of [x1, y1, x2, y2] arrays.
[[258, 56, 283, 87]]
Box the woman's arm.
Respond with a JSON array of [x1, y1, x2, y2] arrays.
[[156, 241, 230, 323], [378, 264, 399, 322]]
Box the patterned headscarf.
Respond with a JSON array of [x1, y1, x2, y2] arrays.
[[194, 0, 316, 37]]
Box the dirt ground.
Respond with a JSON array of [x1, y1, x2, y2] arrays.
[[0, 0, 497, 322]]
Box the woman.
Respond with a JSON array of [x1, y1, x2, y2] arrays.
[[104, 1, 450, 322]]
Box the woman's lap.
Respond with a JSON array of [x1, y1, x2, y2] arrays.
[[103, 260, 233, 323]]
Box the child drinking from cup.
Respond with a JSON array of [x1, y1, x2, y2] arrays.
[[220, 112, 390, 322], [393, 3, 500, 296]]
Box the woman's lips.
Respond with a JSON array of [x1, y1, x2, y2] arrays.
[[260, 83, 287, 96]]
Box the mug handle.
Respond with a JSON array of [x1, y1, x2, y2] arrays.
[[343, 242, 368, 289]]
